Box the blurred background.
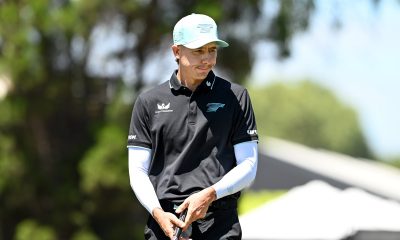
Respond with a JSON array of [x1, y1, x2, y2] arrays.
[[1, 0, 399, 239]]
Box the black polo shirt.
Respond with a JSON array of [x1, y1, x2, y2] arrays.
[[127, 70, 258, 201]]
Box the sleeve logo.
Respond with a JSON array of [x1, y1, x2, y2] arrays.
[[128, 135, 137, 140], [247, 130, 257, 135]]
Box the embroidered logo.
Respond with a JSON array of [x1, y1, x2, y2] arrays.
[[206, 103, 225, 112], [206, 81, 211, 87], [157, 103, 170, 110], [156, 103, 173, 113], [247, 130, 257, 135], [197, 24, 213, 33], [128, 135, 136, 140]]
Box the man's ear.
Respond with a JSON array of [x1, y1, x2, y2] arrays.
[[171, 45, 180, 61]]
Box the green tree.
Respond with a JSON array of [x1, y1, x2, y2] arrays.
[[249, 81, 373, 159], [14, 219, 56, 240]]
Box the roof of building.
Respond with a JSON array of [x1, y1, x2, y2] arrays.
[[260, 138, 400, 201]]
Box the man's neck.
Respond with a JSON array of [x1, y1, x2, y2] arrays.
[[176, 70, 204, 91]]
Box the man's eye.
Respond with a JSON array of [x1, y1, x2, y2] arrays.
[[193, 50, 204, 55]]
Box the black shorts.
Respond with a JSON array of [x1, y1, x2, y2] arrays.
[[144, 197, 242, 240]]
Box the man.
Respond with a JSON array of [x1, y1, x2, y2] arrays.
[[128, 13, 258, 240]]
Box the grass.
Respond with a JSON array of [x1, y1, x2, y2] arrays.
[[238, 190, 287, 215]]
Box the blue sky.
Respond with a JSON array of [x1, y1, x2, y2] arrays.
[[251, 0, 400, 159]]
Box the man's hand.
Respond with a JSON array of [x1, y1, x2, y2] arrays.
[[175, 187, 217, 231], [152, 207, 185, 239]]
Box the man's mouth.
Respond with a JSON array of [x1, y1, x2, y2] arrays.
[[197, 66, 210, 71]]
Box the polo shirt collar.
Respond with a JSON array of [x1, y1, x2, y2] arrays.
[[169, 70, 217, 92]]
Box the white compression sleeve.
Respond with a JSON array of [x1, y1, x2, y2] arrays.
[[212, 141, 258, 199], [128, 147, 161, 215]]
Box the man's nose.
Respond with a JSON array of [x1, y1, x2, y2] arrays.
[[201, 52, 212, 62]]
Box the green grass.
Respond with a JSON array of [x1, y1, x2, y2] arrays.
[[238, 190, 287, 215], [387, 158, 400, 169]]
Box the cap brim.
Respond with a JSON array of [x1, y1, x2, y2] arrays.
[[183, 37, 229, 49]]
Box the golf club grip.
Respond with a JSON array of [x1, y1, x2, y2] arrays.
[[173, 209, 187, 240]]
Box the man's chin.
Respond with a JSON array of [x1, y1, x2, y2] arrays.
[[196, 70, 210, 78]]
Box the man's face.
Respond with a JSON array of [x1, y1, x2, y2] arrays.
[[173, 42, 218, 81]]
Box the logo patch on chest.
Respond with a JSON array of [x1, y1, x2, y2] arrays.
[[156, 103, 173, 113], [206, 103, 225, 112]]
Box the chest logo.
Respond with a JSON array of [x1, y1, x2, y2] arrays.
[[156, 102, 173, 113], [206, 103, 225, 112], [157, 103, 170, 110]]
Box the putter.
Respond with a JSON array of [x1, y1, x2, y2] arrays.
[[173, 209, 188, 240]]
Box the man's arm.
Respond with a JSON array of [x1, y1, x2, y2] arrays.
[[175, 141, 258, 229], [128, 146, 161, 214], [213, 140, 258, 199], [128, 147, 184, 239]]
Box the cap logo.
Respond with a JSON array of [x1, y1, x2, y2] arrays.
[[197, 24, 213, 33], [176, 32, 184, 42]]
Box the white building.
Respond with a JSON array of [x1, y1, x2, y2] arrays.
[[240, 138, 400, 240]]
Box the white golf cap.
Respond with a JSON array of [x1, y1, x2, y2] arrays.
[[173, 13, 229, 49]]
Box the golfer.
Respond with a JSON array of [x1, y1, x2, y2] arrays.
[[128, 13, 258, 240]]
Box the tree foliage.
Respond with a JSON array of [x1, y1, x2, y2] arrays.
[[249, 81, 373, 159]]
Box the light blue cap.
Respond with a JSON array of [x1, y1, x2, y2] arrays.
[[173, 14, 229, 49]]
